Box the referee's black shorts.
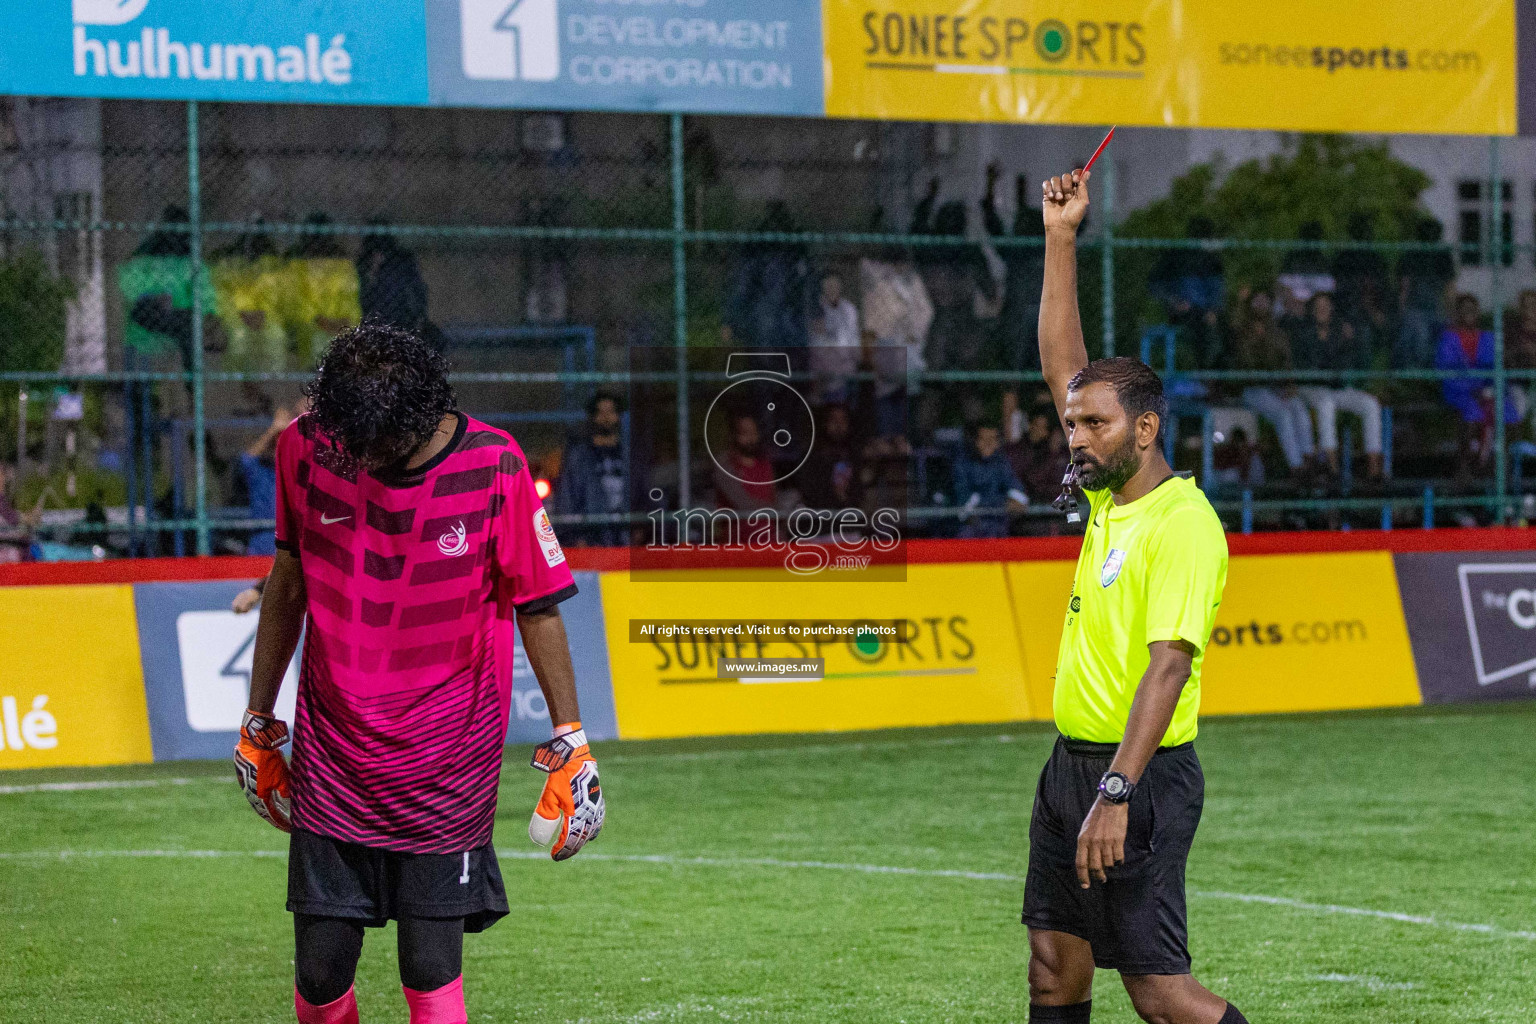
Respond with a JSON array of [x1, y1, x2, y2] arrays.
[[1022, 736, 1204, 975]]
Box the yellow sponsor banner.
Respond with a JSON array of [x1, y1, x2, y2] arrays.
[[1004, 559, 1077, 720], [1006, 551, 1421, 721], [600, 563, 1032, 739], [824, 0, 1515, 134], [0, 585, 152, 769]]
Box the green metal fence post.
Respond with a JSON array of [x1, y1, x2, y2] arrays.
[[671, 113, 691, 509], [188, 100, 209, 555], [1490, 134, 1507, 524], [1100, 149, 1115, 358]]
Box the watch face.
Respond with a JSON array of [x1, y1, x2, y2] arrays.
[[1102, 774, 1128, 799]]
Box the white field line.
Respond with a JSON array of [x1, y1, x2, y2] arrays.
[[0, 736, 1032, 796], [533, 851, 1022, 882], [0, 777, 220, 795], [0, 847, 1015, 882], [578, 711, 1528, 764], [6, 707, 1523, 792], [590, 733, 1022, 766], [1312, 973, 1418, 992], [1196, 890, 1536, 941], [0, 848, 288, 860], [613, 995, 766, 1023], [1, 847, 1532, 944]]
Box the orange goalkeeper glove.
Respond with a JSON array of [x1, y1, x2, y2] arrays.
[[528, 723, 604, 861], [234, 709, 292, 832]]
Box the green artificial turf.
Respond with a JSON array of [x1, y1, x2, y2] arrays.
[[2, 703, 1534, 1022]]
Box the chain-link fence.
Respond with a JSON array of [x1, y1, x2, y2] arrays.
[[0, 98, 1529, 560]]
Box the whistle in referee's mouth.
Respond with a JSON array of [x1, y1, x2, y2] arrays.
[[1052, 460, 1082, 524]]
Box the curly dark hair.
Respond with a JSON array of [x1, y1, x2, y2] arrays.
[[303, 322, 456, 471]]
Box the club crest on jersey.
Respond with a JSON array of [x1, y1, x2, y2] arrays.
[[534, 507, 566, 567], [438, 520, 469, 557], [1100, 548, 1126, 588]]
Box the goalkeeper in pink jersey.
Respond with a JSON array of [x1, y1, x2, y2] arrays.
[[234, 323, 603, 1024]]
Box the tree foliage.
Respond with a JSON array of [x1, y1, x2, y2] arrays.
[[1124, 134, 1432, 245], [1114, 134, 1434, 338], [0, 249, 74, 373]]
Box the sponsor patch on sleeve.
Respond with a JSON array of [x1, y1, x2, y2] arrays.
[[534, 507, 566, 567]]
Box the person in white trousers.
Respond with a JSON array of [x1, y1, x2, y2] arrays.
[[1296, 386, 1382, 478], [1240, 386, 1316, 473], [1231, 289, 1317, 477], [1292, 293, 1384, 480]]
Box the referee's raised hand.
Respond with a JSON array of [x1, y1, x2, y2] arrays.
[[1042, 167, 1091, 234], [1075, 794, 1127, 887]]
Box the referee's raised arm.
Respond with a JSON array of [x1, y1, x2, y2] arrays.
[[1038, 168, 1093, 426]]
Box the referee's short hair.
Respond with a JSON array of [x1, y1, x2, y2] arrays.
[[1068, 357, 1168, 444]]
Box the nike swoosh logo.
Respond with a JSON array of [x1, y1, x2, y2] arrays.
[[320, 514, 351, 525]]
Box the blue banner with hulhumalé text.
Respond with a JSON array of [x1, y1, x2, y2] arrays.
[[1, 1, 429, 105]]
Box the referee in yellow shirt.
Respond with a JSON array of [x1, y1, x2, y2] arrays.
[[1021, 167, 1250, 1024]]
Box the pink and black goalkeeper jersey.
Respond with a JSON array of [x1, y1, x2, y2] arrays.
[[274, 413, 575, 854]]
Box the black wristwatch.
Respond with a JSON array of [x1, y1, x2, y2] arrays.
[[1098, 771, 1135, 805]]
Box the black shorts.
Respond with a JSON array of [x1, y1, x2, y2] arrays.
[[287, 829, 510, 933], [1022, 736, 1204, 975]]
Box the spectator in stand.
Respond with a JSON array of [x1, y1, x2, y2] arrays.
[[1001, 387, 1027, 446], [1437, 293, 1523, 473], [1292, 292, 1385, 481], [860, 251, 933, 456], [286, 213, 361, 369], [1277, 220, 1335, 320], [1395, 217, 1456, 368], [357, 224, 435, 345], [912, 176, 1005, 374], [1332, 213, 1391, 354], [714, 411, 777, 512], [796, 404, 864, 512], [1003, 398, 1069, 509], [1148, 215, 1225, 367], [213, 218, 290, 373], [0, 462, 40, 563], [1506, 290, 1536, 435], [1206, 291, 1274, 495], [808, 271, 861, 406], [1210, 426, 1266, 490], [119, 205, 219, 375], [1508, 290, 1536, 367], [232, 577, 266, 614], [952, 422, 1028, 539], [1233, 289, 1318, 479], [723, 202, 810, 350], [523, 205, 572, 327], [555, 391, 629, 547], [241, 403, 299, 556], [983, 166, 1047, 372]]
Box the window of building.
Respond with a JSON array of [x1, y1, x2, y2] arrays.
[[1456, 179, 1513, 268]]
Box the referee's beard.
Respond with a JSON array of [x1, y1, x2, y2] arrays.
[[1074, 432, 1140, 493]]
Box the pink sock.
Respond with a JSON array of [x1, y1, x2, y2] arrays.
[[403, 976, 466, 1024], [294, 986, 359, 1024]]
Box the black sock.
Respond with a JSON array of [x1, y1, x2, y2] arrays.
[[1029, 1000, 1091, 1022], [397, 915, 465, 992], [293, 914, 364, 1007], [1219, 1003, 1250, 1024]]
